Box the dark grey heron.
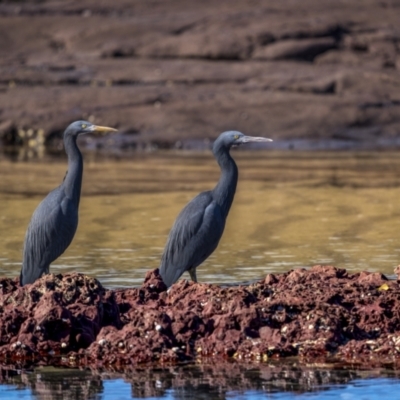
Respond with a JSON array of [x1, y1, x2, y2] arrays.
[[20, 120, 117, 286], [159, 131, 272, 287]]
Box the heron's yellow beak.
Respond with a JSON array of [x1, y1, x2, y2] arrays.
[[91, 125, 118, 134]]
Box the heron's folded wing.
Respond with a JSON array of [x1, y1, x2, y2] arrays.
[[23, 188, 78, 272], [160, 192, 224, 284]]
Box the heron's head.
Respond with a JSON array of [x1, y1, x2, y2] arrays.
[[216, 131, 272, 149], [64, 120, 117, 137]]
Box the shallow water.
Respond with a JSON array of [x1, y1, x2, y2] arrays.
[[1, 150, 400, 288], [1, 363, 400, 400]]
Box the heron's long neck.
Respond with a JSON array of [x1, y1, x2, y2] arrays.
[[63, 134, 83, 205], [213, 145, 238, 217]]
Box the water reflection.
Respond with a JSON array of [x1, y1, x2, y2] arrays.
[[1, 151, 400, 288], [0, 367, 102, 400], [1, 363, 400, 400]]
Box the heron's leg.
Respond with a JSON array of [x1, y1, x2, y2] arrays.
[[188, 267, 197, 283], [42, 265, 50, 277]]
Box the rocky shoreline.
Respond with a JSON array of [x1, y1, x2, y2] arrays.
[[1, 265, 400, 369], [1, 0, 400, 152]]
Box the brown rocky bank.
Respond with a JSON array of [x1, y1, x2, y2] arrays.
[[1, 265, 400, 369], [0, 0, 400, 152]]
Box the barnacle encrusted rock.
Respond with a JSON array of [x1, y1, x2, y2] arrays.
[[0, 266, 399, 368]]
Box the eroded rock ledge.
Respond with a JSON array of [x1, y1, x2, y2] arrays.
[[1, 266, 400, 368], [1, 0, 400, 151]]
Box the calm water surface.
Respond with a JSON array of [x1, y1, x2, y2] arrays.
[[1, 363, 400, 400], [1, 150, 400, 287]]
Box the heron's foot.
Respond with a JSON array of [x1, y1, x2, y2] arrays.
[[189, 268, 197, 283]]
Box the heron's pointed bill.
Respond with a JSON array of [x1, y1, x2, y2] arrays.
[[239, 136, 273, 143], [90, 125, 118, 135]]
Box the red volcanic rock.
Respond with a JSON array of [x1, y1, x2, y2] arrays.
[[0, 273, 120, 360], [1, 266, 400, 368]]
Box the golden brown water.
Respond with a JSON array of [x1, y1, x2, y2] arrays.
[[1, 150, 400, 288]]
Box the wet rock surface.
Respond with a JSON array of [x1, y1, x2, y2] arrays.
[[1, 265, 400, 369], [0, 0, 400, 151]]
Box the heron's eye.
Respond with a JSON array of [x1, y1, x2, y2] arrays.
[[234, 134, 239, 140], [81, 124, 87, 129]]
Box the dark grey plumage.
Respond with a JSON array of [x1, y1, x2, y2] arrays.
[[159, 131, 272, 287], [20, 120, 117, 286]]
